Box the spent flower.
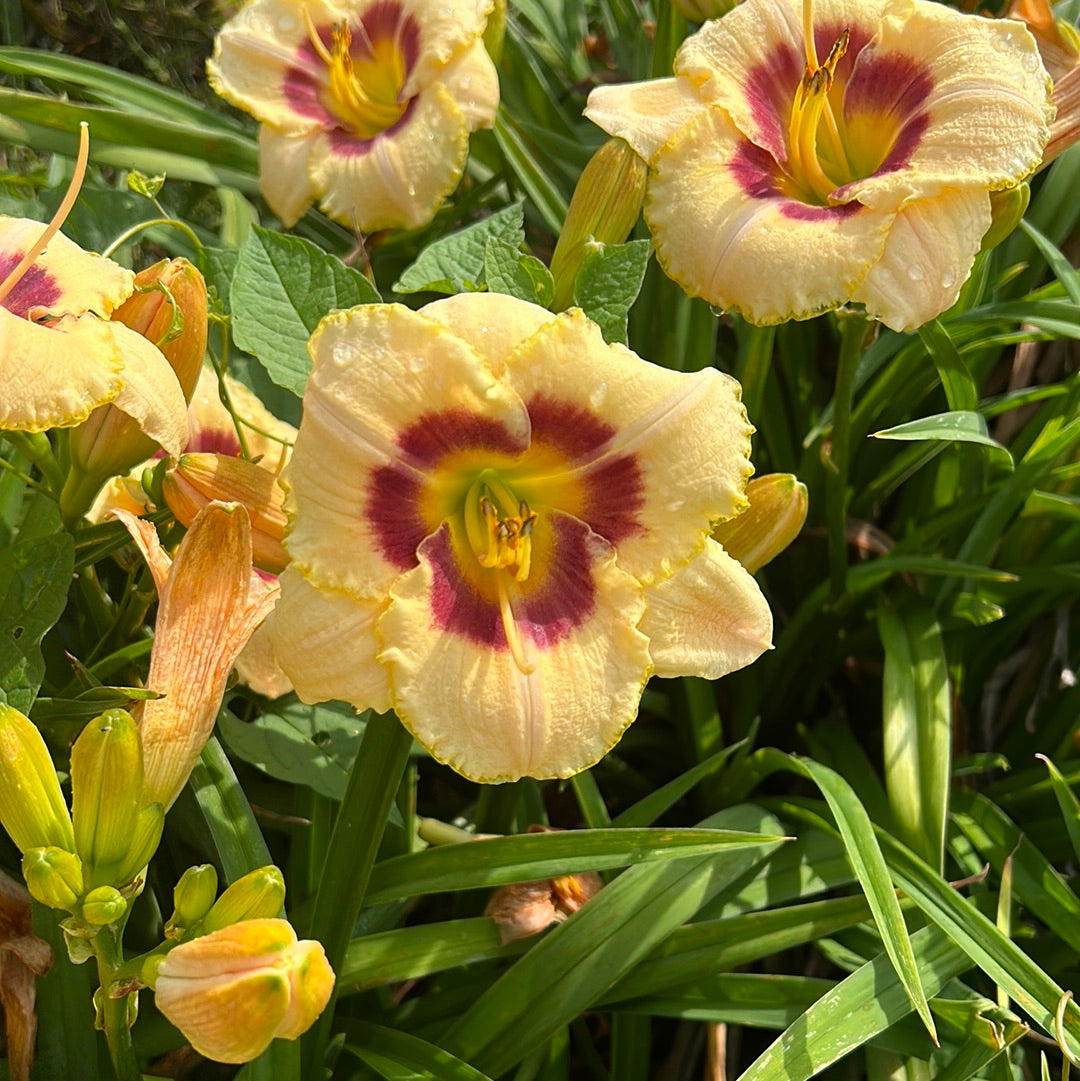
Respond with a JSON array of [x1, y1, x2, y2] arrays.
[[269, 292, 772, 782], [585, 0, 1054, 330]]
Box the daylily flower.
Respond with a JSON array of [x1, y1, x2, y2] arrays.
[[207, 0, 500, 229], [584, 0, 1054, 331], [149, 918, 334, 1064], [0, 129, 187, 444], [116, 502, 278, 809], [268, 292, 772, 783]]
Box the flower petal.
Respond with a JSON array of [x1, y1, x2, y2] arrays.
[[431, 37, 500, 131], [258, 127, 320, 227], [841, 7, 1052, 208], [267, 566, 392, 711], [422, 291, 558, 377], [502, 311, 753, 583], [398, 0, 495, 93], [308, 81, 471, 230], [106, 323, 189, 457], [640, 539, 773, 679], [853, 188, 991, 331], [0, 218, 133, 319], [206, 0, 341, 131], [584, 77, 709, 163], [377, 517, 651, 782], [286, 304, 529, 597], [646, 107, 895, 323], [0, 312, 124, 432]]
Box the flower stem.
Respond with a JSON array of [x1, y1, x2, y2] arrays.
[[94, 928, 141, 1081], [825, 311, 871, 599], [301, 711, 413, 1076]]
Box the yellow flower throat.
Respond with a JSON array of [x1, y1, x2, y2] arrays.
[[784, 0, 854, 204], [305, 10, 408, 139], [463, 471, 538, 676]]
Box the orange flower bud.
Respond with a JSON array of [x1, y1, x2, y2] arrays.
[[162, 454, 289, 575], [151, 918, 335, 1064], [63, 260, 207, 516], [712, 474, 808, 573]]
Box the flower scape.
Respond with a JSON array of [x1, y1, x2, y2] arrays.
[[0, 0, 1076, 1077]]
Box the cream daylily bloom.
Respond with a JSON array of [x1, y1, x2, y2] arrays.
[[585, 0, 1054, 331], [207, 0, 500, 229], [153, 918, 334, 1064], [0, 218, 186, 449], [116, 503, 278, 809], [268, 293, 772, 783]]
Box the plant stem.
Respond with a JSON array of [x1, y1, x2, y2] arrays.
[[94, 928, 140, 1081], [825, 312, 871, 599]]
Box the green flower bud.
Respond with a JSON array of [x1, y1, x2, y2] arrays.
[[81, 885, 127, 926], [71, 710, 143, 881], [111, 803, 165, 889], [981, 185, 1031, 253], [166, 865, 219, 938], [550, 138, 647, 311], [712, 473, 809, 573], [0, 705, 74, 853], [202, 866, 285, 933], [23, 847, 84, 912]]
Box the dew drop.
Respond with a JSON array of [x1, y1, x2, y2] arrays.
[[277, 13, 296, 32], [907, 265, 925, 282], [408, 355, 427, 373], [941, 269, 956, 289], [588, 381, 607, 409], [332, 341, 356, 366]]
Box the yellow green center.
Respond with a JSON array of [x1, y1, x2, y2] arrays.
[[306, 14, 409, 139]]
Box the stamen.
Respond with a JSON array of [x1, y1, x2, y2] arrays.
[[802, 0, 820, 73], [0, 123, 90, 310], [495, 569, 536, 676], [303, 7, 334, 65]]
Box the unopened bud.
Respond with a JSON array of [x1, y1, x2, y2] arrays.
[[112, 803, 165, 889], [712, 473, 808, 573], [202, 866, 286, 933], [66, 259, 207, 485], [162, 454, 288, 574], [550, 139, 647, 311], [23, 847, 84, 912], [1008, 0, 1080, 79], [981, 185, 1031, 252], [167, 865, 219, 938], [0, 705, 75, 854], [71, 710, 143, 882], [81, 885, 127, 926]]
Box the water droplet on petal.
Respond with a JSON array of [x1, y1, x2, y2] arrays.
[[908, 265, 925, 282], [332, 341, 356, 366], [941, 269, 956, 289]]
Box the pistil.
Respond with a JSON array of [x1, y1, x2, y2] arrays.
[[786, 0, 852, 203], [463, 471, 539, 676], [0, 123, 89, 310], [303, 9, 407, 139]]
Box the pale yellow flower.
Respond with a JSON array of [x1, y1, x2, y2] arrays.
[[207, 0, 500, 229], [585, 0, 1054, 331], [152, 918, 334, 1064], [269, 293, 772, 783]]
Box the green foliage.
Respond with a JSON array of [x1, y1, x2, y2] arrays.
[[0, 5, 1078, 1081]]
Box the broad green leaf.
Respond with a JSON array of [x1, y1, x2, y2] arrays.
[[345, 1021, 495, 1081], [573, 239, 651, 345], [392, 203, 524, 294], [364, 824, 786, 906], [441, 805, 787, 1076], [1036, 754, 1080, 865], [218, 700, 372, 801], [878, 603, 951, 870], [230, 224, 380, 396], [483, 237, 555, 307], [872, 411, 1012, 463], [0, 533, 73, 712], [919, 320, 977, 412], [734, 926, 970, 1081]]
